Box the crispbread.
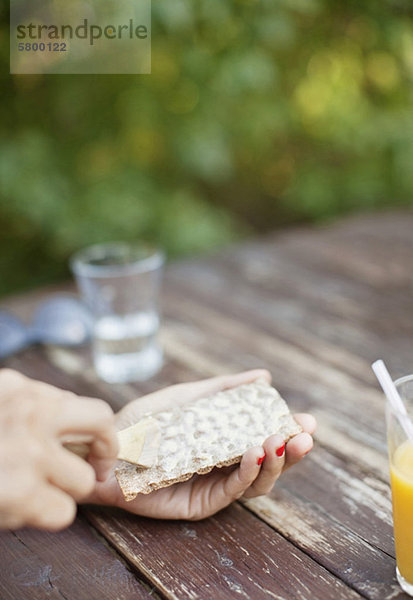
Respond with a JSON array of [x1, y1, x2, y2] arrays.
[[115, 378, 302, 500]]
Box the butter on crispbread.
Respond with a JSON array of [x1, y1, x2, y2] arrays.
[[117, 417, 161, 468], [115, 379, 302, 500]]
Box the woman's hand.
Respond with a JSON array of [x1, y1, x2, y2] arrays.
[[0, 369, 118, 531], [90, 369, 316, 520]]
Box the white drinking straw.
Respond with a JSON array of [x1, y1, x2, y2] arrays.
[[372, 359, 413, 442]]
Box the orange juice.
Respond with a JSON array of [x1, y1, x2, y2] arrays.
[[390, 440, 413, 584]]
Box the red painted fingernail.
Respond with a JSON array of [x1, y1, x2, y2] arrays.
[[257, 453, 266, 466], [276, 443, 285, 457]]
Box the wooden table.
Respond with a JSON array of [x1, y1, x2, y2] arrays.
[[1, 211, 413, 600]]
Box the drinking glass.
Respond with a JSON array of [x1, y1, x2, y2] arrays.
[[71, 242, 164, 384], [386, 374, 413, 596]]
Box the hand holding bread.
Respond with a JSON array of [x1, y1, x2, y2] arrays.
[[88, 369, 316, 520]]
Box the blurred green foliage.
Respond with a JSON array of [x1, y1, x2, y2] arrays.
[[1, 0, 413, 296]]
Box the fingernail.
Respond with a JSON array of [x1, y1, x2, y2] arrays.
[[257, 453, 266, 466], [276, 443, 285, 457]]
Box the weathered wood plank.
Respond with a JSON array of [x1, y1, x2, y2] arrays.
[[275, 212, 413, 288], [0, 515, 155, 600], [164, 215, 413, 370], [84, 504, 363, 600], [241, 489, 403, 600], [265, 447, 395, 555], [165, 250, 413, 376]]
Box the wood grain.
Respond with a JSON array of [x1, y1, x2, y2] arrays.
[[241, 489, 403, 600], [84, 504, 363, 600], [0, 515, 155, 600]]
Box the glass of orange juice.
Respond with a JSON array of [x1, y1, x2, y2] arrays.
[[387, 374, 413, 596]]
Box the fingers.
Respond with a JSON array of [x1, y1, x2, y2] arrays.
[[54, 396, 114, 436], [46, 445, 96, 501], [3, 481, 78, 531], [275, 413, 316, 473], [242, 434, 286, 499], [221, 445, 266, 502], [25, 484, 77, 531], [293, 413, 317, 435], [283, 432, 313, 472], [87, 438, 118, 482], [0, 445, 94, 530], [188, 445, 266, 518], [55, 397, 118, 481], [240, 422, 315, 499]]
